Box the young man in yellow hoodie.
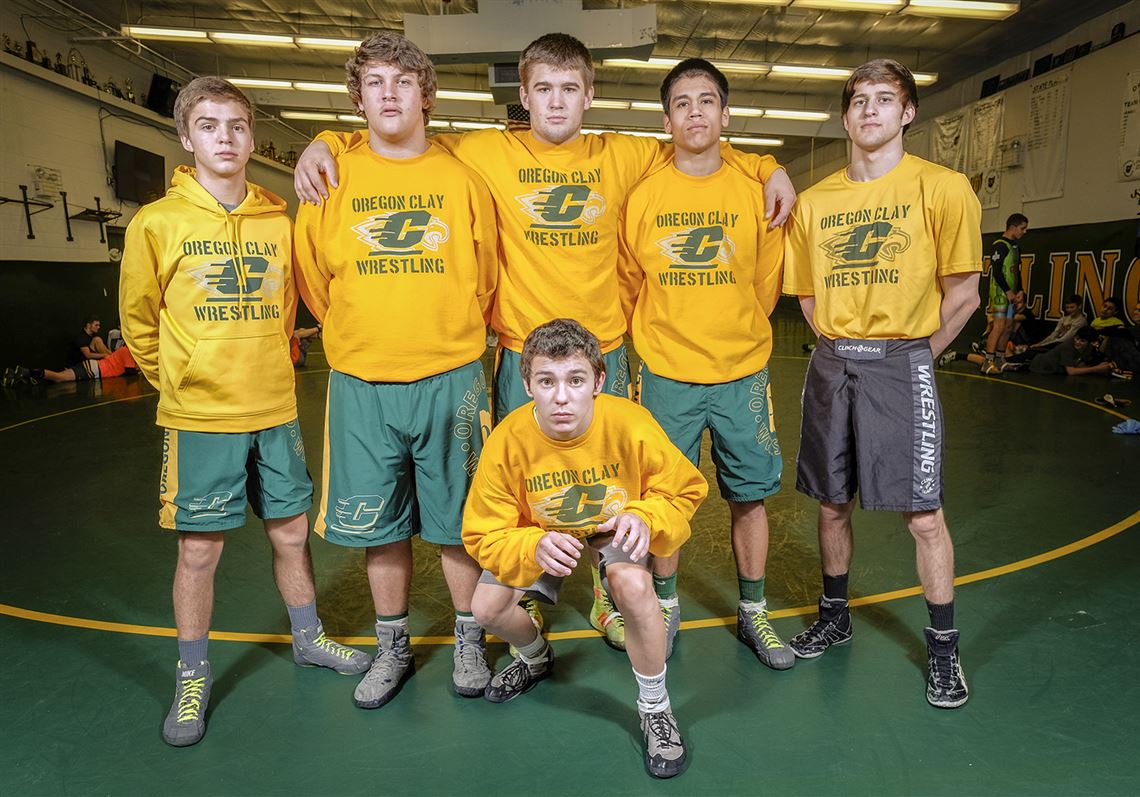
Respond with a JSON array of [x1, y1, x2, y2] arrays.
[[292, 33, 499, 709], [119, 77, 370, 749], [294, 32, 796, 653], [618, 59, 790, 669], [463, 319, 707, 779]]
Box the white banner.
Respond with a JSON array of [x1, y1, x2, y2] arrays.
[[1024, 70, 1071, 201], [1118, 69, 1140, 181], [932, 111, 967, 172], [967, 96, 1004, 209]]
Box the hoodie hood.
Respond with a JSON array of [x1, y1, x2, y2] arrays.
[[167, 165, 287, 216]]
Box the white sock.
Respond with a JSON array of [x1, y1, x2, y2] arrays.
[[658, 595, 680, 608], [739, 598, 768, 613], [634, 666, 670, 714]]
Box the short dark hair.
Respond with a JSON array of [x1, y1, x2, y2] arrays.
[[520, 319, 604, 382], [842, 59, 919, 131], [659, 58, 728, 110], [1006, 213, 1028, 229], [1104, 296, 1123, 317], [1074, 325, 1099, 342], [82, 314, 100, 326], [1065, 294, 1082, 307]]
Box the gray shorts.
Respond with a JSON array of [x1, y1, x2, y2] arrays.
[[477, 533, 650, 604], [797, 336, 944, 512]]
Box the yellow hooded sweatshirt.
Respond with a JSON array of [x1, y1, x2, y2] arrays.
[[119, 166, 298, 432]]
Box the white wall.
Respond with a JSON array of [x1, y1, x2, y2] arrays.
[[0, 4, 295, 263]]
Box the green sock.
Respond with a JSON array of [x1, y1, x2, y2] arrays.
[[653, 573, 678, 600], [738, 575, 765, 604]]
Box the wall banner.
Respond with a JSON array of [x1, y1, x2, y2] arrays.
[[967, 96, 1004, 209], [1119, 69, 1140, 182], [932, 110, 967, 172], [1024, 70, 1071, 201]]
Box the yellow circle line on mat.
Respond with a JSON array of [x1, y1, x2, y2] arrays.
[[1, 359, 1135, 644], [2, 508, 1136, 646]]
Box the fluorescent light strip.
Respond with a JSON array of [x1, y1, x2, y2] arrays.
[[727, 136, 784, 146], [121, 25, 210, 41], [762, 108, 831, 121], [794, 0, 906, 11], [730, 107, 766, 118], [589, 99, 632, 110], [903, 0, 1018, 19], [209, 32, 295, 47], [280, 111, 339, 121], [227, 77, 293, 89], [436, 90, 495, 102], [294, 81, 348, 93], [295, 36, 360, 50]]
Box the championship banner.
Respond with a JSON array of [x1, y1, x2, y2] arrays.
[[967, 96, 1004, 209], [931, 110, 967, 172], [1118, 69, 1140, 181], [1024, 70, 1071, 201]]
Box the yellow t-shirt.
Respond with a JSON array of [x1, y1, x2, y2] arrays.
[[293, 140, 498, 382], [462, 394, 708, 588], [783, 154, 981, 340], [317, 129, 782, 352], [619, 162, 784, 383]]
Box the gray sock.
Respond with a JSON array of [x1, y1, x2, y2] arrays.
[[287, 601, 320, 632], [516, 633, 549, 663], [178, 636, 208, 665]]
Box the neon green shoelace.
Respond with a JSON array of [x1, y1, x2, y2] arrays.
[[312, 632, 354, 660], [750, 614, 782, 649], [176, 677, 207, 722]]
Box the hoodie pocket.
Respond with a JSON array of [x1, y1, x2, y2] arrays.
[[176, 333, 294, 416]]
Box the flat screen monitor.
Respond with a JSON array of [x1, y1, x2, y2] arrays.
[[114, 141, 166, 204]]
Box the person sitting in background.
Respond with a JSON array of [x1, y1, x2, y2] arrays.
[[1029, 295, 1087, 352], [6, 346, 138, 385], [1029, 326, 1113, 376], [1090, 296, 1125, 332], [70, 315, 113, 362]]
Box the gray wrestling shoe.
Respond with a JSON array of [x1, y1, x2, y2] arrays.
[[162, 660, 212, 747], [353, 623, 415, 709], [640, 708, 688, 778], [292, 622, 372, 674], [452, 619, 492, 697], [737, 601, 795, 670]]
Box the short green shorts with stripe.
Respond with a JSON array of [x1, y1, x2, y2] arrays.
[[317, 360, 491, 548], [158, 420, 313, 532], [638, 364, 782, 502], [494, 343, 632, 423]]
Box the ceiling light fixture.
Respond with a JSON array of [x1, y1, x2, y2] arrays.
[[727, 136, 785, 147], [295, 36, 360, 50], [436, 89, 495, 102], [227, 77, 293, 89], [793, 0, 906, 11], [121, 25, 210, 41], [761, 109, 832, 121], [280, 111, 339, 121], [294, 81, 348, 93], [209, 32, 295, 47], [902, 0, 1019, 19]]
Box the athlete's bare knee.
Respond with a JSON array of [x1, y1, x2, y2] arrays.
[[177, 533, 224, 572], [820, 500, 855, 529], [607, 565, 652, 607], [905, 510, 946, 542], [470, 585, 517, 629]]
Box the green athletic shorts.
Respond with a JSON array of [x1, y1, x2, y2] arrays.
[[158, 420, 313, 532], [493, 343, 632, 423], [317, 360, 491, 547], [638, 364, 782, 502]]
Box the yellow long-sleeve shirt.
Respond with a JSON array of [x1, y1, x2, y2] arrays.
[[462, 394, 708, 588], [293, 140, 498, 382], [619, 162, 784, 383], [119, 166, 298, 432], [316, 129, 781, 353], [783, 154, 982, 340]]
